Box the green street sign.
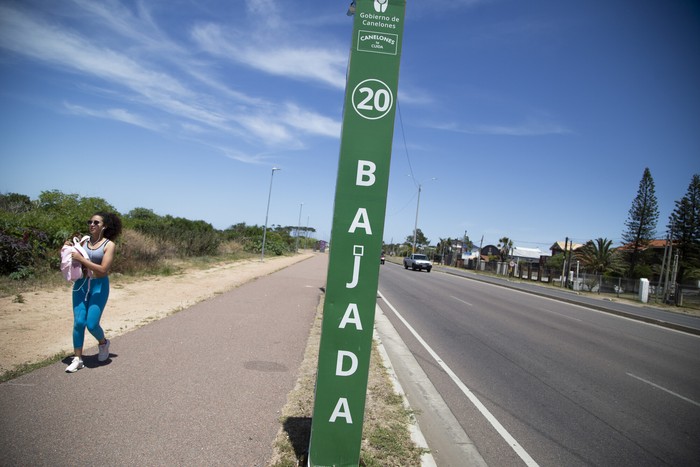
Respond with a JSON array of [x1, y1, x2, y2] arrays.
[[308, 1, 407, 466]]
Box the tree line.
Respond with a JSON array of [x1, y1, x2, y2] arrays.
[[0, 190, 317, 280], [383, 170, 700, 284]]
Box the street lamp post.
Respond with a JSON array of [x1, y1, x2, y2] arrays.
[[411, 177, 436, 253], [295, 202, 303, 252], [412, 184, 422, 253], [261, 167, 280, 262]]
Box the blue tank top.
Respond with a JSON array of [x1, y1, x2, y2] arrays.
[[86, 239, 109, 265]]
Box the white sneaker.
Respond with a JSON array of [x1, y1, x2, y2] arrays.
[[66, 357, 84, 373], [98, 339, 110, 362]]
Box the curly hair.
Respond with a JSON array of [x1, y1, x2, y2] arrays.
[[94, 211, 122, 241]]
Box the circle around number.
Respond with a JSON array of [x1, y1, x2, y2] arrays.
[[352, 79, 394, 120]]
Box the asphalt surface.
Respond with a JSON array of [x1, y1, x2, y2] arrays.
[[377, 262, 700, 466], [432, 264, 700, 335], [3, 253, 698, 467], [0, 253, 327, 466]]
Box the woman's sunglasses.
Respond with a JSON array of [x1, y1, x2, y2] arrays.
[[87, 220, 102, 226]]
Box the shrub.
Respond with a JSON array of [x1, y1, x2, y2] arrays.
[[0, 227, 49, 275], [115, 229, 167, 274], [218, 240, 246, 256], [125, 209, 220, 257]]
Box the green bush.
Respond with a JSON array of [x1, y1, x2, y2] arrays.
[[125, 208, 220, 257], [0, 191, 312, 280]]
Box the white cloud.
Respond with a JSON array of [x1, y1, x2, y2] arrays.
[[430, 119, 572, 136], [63, 102, 163, 131], [281, 103, 341, 138], [191, 23, 347, 90], [411, 0, 493, 14], [245, 0, 283, 30], [0, 2, 342, 164]]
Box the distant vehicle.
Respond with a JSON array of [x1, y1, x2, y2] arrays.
[[403, 254, 432, 272], [380, 253, 385, 265]]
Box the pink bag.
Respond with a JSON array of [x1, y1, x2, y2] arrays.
[[60, 236, 92, 282]]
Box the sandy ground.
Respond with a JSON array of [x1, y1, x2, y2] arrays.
[[0, 253, 315, 376]]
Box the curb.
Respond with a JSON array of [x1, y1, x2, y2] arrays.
[[432, 266, 700, 336], [373, 324, 438, 467]]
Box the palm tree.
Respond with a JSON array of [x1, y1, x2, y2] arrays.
[[498, 236, 513, 262], [578, 238, 621, 275]]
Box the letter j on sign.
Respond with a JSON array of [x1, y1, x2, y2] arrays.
[[308, 0, 407, 466]]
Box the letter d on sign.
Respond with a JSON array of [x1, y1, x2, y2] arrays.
[[336, 350, 358, 376]]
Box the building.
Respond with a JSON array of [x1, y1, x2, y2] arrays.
[[550, 241, 584, 256], [512, 246, 550, 264]]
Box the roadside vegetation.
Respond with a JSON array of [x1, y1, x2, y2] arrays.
[[1, 190, 425, 463], [384, 171, 699, 284], [269, 298, 426, 466], [0, 190, 318, 297], [382, 171, 700, 309]]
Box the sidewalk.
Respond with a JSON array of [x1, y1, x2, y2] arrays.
[[0, 253, 328, 466]]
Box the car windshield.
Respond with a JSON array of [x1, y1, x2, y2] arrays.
[[413, 255, 428, 260]]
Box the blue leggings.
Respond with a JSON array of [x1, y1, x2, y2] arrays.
[[72, 277, 110, 349]]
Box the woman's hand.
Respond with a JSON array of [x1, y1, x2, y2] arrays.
[[71, 251, 87, 263]]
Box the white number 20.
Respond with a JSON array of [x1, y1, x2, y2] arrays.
[[357, 87, 391, 112]]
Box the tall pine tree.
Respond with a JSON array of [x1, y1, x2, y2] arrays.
[[622, 167, 659, 277], [668, 174, 700, 282]]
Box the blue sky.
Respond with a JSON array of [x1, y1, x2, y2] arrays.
[[1, 0, 699, 250]]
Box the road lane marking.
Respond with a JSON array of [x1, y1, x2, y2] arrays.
[[451, 296, 473, 307], [439, 270, 700, 337], [540, 308, 583, 322], [378, 290, 539, 467], [627, 373, 700, 407]]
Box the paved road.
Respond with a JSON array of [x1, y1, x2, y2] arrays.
[[434, 265, 700, 335], [378, 262, 700, 466], [0, 253, 327, 466]]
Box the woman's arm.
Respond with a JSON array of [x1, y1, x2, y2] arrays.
[[72, 242, 116, 277]]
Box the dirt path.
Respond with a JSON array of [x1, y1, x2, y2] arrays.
[[0, 253, 315, 376]]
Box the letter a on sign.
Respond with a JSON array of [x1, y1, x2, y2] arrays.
[[308, 1, 407, 466]]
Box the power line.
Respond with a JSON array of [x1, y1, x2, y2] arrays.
[[386, 190, 418, 217], [397, 100, 418, 190]]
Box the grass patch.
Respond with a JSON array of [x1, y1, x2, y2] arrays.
[[0, 269, 65, 299], [0, 244, 261, 299], [268, 296, 425, 466], [0, 350, 71, 383]]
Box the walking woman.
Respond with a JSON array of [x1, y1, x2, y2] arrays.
[[65, 212, 122, 373]]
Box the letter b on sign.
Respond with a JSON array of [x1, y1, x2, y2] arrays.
[[356, 160, 376, 186]]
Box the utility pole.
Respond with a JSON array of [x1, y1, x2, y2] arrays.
[[477, 235, 483, 270], [412, 184, 422, 253], [663, 238, 675, 303], [565, 237, 574, 288], [561, 237, 569, 288], [657, 230, 670, 302], [295, 203, 303, 252], [666, 252, 680, 304]]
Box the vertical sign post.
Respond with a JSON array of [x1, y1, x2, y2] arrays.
[[308, 1, 406, 466]]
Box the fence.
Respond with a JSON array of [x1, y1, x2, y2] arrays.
[[676, 284, 700, 308], [459, 260, 700, 310]]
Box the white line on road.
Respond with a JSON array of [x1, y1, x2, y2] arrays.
[[627, 373, 700, 407], [451, 296, 473, 307], [540, 308, 583, 322], [378, 290, 540, 467]]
